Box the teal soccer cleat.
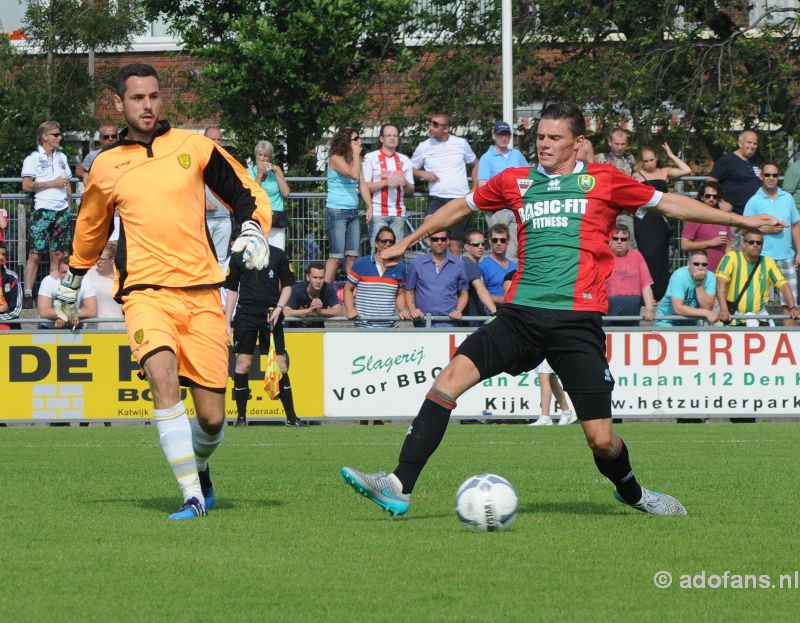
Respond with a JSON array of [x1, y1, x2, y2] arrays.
[[168, 496, 207, 520], [340, 467, 411, 517]]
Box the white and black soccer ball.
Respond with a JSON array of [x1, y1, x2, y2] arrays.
[[455, 473, 518, 532]]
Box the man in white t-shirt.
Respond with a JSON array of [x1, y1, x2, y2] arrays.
[[37, 257, 96, 329], [21, 121, 73, 309], [361, 123, 415, 250], [411, 113, 477, 255]]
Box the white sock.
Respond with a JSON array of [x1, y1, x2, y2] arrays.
[[190, 417, 224, 471], [154, 402, 203, 503]]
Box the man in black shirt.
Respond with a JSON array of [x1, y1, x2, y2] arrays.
[[225, 246, 303, 427], [708, 130, 761, 215], [284, 261, 343, 328]]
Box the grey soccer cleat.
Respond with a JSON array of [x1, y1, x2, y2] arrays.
[[340, 467, 411, 517], [613, 487, 687, 516]]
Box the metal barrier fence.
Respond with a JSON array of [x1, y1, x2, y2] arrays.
[[0, 175, 711, 292]]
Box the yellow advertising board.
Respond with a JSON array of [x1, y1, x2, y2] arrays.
[[0, 332, 323, 421]]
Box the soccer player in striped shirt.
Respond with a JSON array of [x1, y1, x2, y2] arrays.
[[342, 101, 784, 518]]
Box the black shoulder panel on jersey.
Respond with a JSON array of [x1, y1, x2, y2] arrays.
[[203, 147, 258, 225]]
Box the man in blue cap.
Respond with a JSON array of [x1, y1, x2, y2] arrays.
[[477, 121, 529, 262]]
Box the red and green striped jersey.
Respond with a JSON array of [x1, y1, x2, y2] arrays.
[[467, 162, 661, 313]]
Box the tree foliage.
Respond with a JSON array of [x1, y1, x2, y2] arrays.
[[409, 0, 800, 162], [141, 0, 415, 169], [0, 0, 145, 177]]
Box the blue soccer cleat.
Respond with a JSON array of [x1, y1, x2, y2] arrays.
[[199, 466, 215, 511], [613, 487, 687, 516], [340, 467, 411, 517], [168, 496, 207, 520]]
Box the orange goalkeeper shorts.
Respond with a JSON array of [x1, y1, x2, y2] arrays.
[[121, 287, 228, 390]]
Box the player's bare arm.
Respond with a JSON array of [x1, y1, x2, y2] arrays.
[[381, 198, 471, 263], [655, 193, 787, 231]]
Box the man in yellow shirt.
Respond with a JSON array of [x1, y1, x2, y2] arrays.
[[716, 229, 800, 326]]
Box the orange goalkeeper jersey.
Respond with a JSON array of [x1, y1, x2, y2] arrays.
[[71, 121, 272, 299]]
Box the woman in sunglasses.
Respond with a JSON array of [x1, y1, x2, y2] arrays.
[[680, 181, 732, 272]]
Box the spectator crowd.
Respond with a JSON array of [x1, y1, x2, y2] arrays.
[[4, 116, 800, 336]]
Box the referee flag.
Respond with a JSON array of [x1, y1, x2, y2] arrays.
[[264, 332, 282, 400]]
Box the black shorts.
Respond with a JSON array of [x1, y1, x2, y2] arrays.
[[426, 195, 468, 242], [232, 313, 286, 355], [456, 304, 614, 395]]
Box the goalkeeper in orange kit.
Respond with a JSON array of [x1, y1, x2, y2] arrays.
[[55, 63, 272, 520]]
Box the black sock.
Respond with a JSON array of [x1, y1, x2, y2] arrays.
[[279, 373, 297, 421], [233, 372, 250, 419], [393, 389, 456, 494], [592, 435, 642, 504]]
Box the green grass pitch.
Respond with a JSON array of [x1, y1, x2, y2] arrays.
[[1, 423, 799, 622]]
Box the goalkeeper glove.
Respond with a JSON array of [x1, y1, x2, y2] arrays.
[[53, 269, 83, 323], [231, 220, 269, 270]]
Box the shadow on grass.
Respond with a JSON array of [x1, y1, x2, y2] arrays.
[[85, 496, 285, 513], [519, 501, 619, 515]]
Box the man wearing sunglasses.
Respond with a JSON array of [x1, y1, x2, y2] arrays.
[[680, 181, 732, 272], [480, 224, 517, 303], [76, 124, 118, 182], [411, 113, 477, 256], [404, 231, 467, 327], [717, 229, 800, 326], [344, 227, 410, 328], [20, 120, 73, 309], [655, 251, 717, 327], [743, 162, 800, 326], [342, 102, 782, 519]]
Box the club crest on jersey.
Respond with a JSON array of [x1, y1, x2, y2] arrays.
[[134, 329, 144, 344], [517, 178, 533, 196], [547, 178, 561, 192], [577, 174, 595, 192], [177, 153, 191, 169]]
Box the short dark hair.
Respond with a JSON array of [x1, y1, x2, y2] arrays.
[[761, 161, 780, 173], [614, 223, 630, 235], [463, 229, 484, 242], [489, 223, 509, 237], [374, 226, 396, 242], [306, 261, 325, 276], [115, 63, 159, 97], [743, 229, 763, 239], [379, 123, 398, 137], [539, 102, 586, 137]]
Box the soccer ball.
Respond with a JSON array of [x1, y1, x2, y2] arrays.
[[455, 473, 518, 532]]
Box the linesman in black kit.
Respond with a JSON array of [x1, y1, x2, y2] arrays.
[[224, 245, 304, 426]]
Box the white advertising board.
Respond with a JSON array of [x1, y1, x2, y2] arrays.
[[324, 330, 800, 418]]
